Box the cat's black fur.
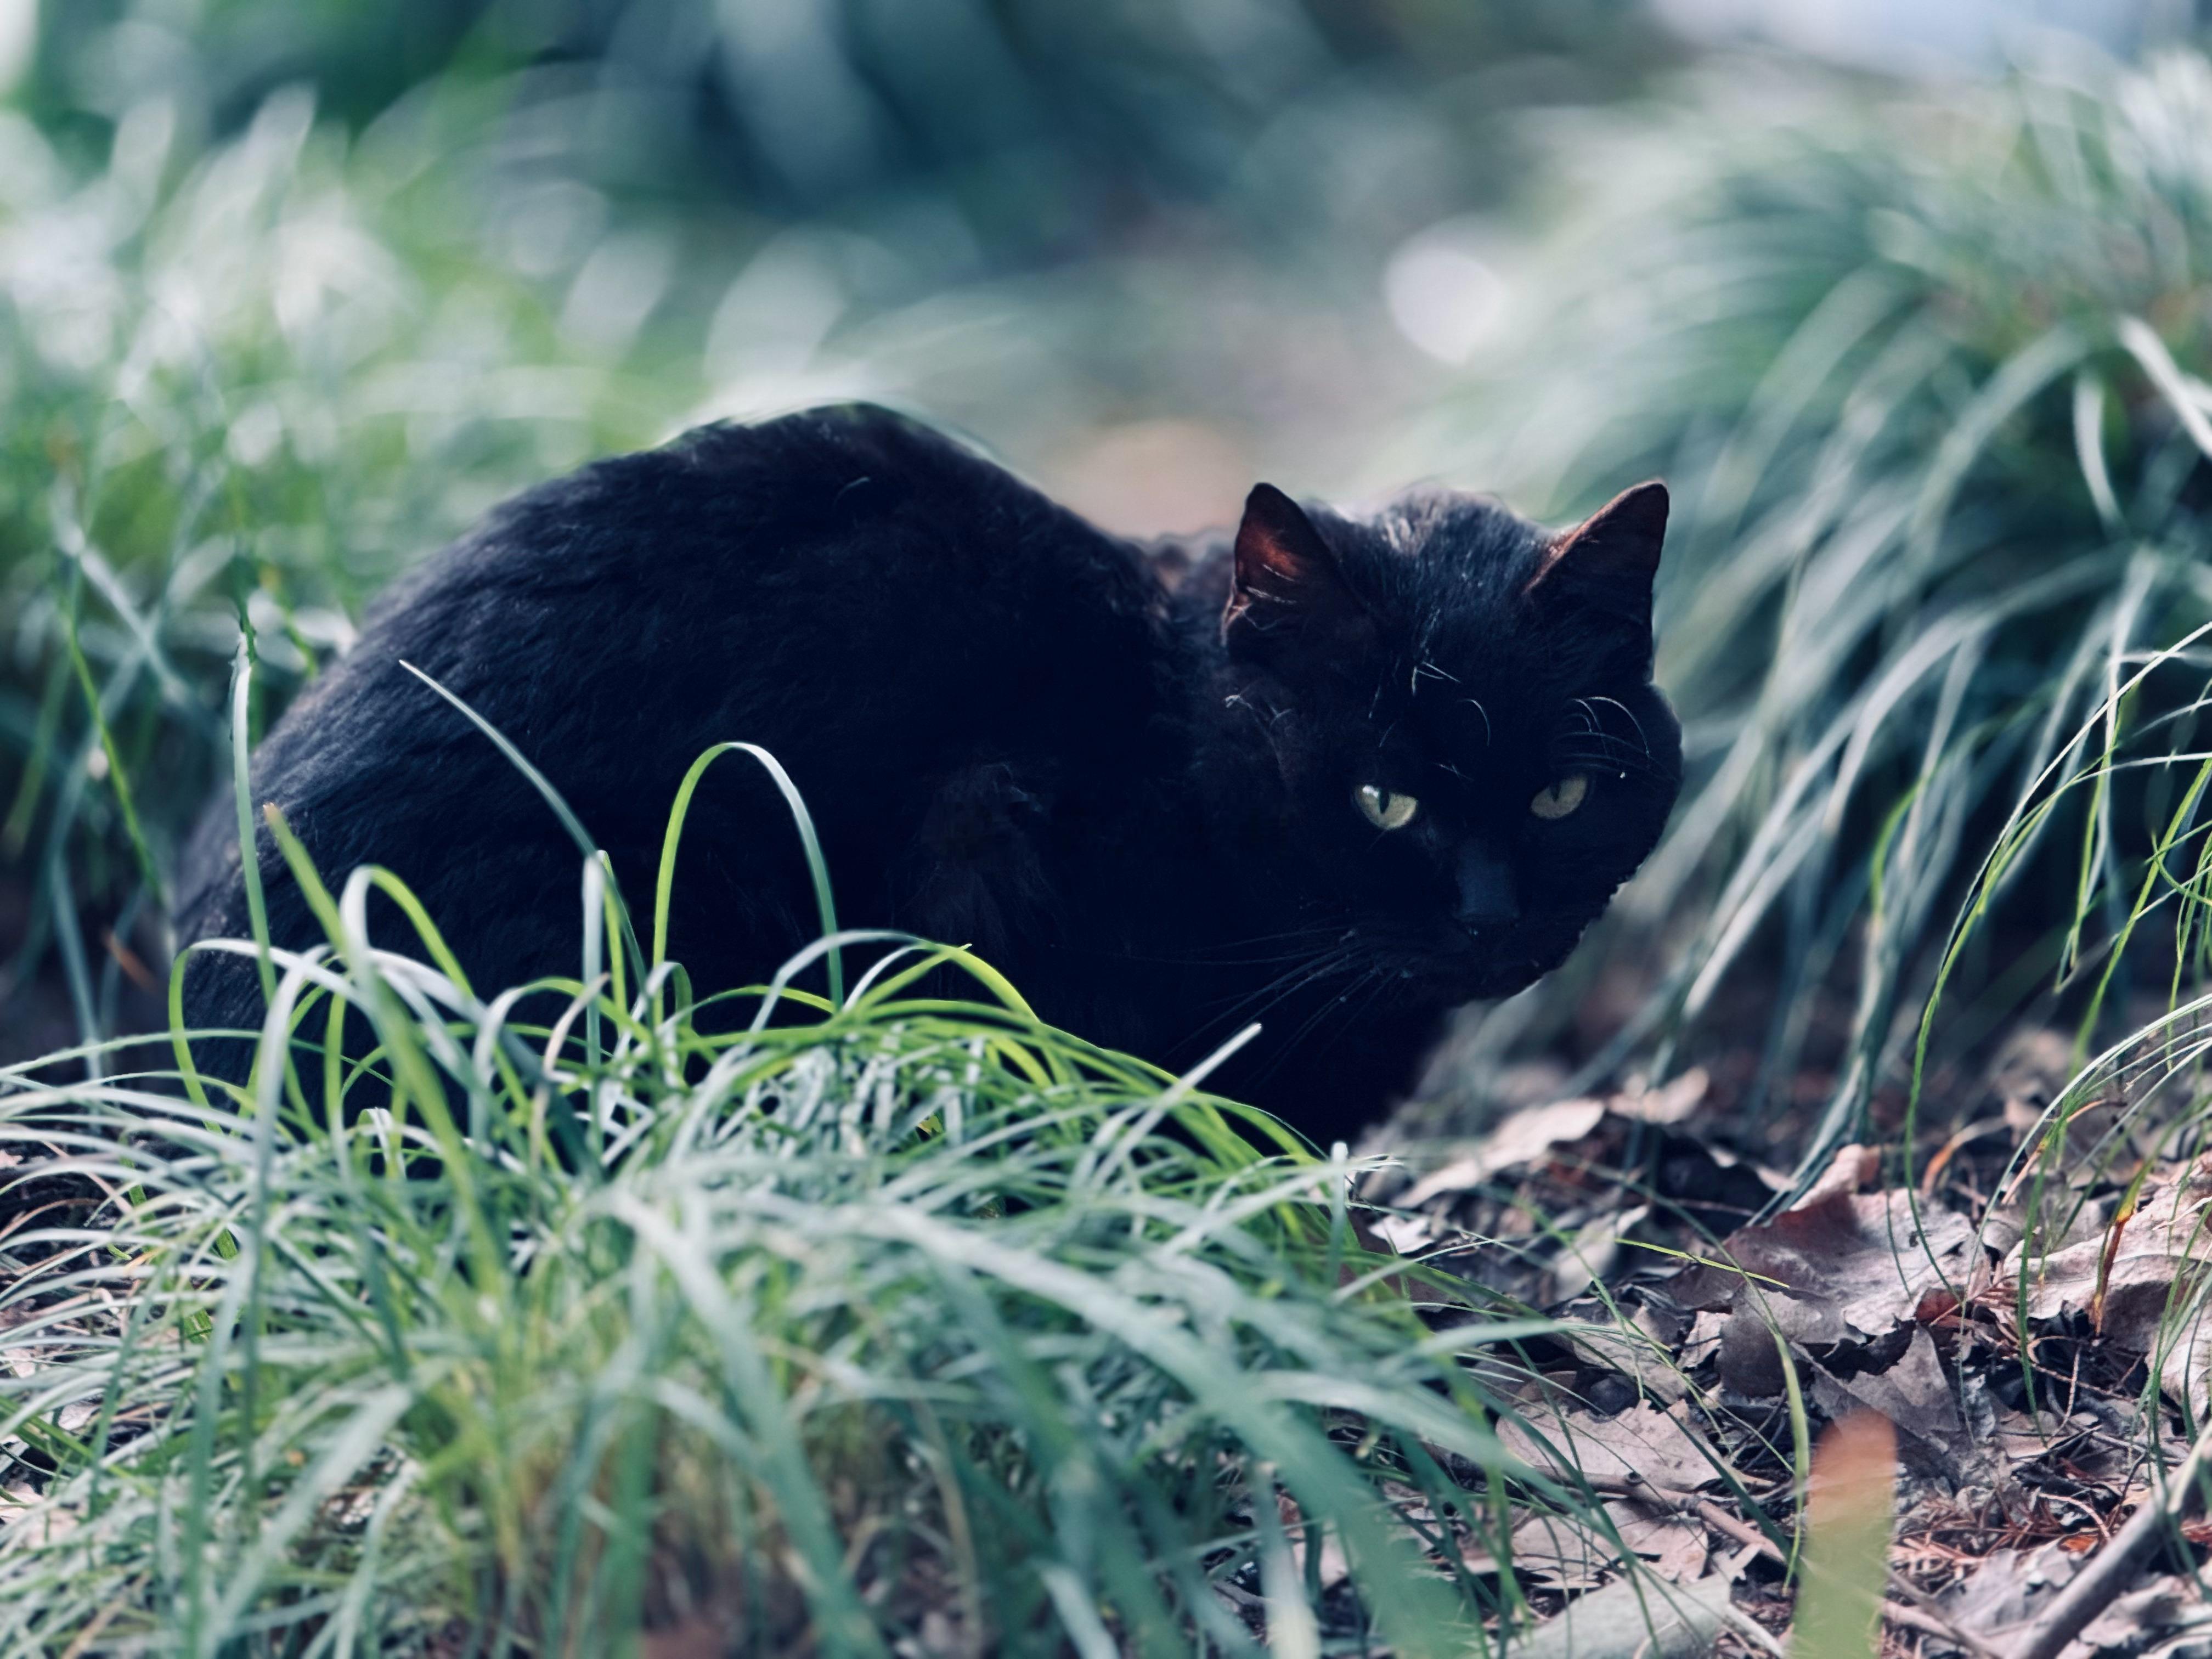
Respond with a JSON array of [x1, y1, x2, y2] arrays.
[[176, 404, 1680, 1144]]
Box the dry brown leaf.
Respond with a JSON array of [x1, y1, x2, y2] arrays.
[[1510, 1509, 1618, 1589], [1937, 1539, 2085, 1637], [1605, 1499, 1711, 1583], [1989, 1029, 2078, 1126], [1498, 1401, 1716, 1491], [1509, 1575, 1734, 1659], [1808, 1328, 1972, 1477], [1679, 1309, 1726, 1372], [1547, 1204, 1650, 1304], [1797, 1144, 1881, 1210], [1557, 1307, 1694, 1408], [1397, 1098, 1610, 1207], [0, 1485, 73, 1548], [1676, 1188, 1972, 1338], [1609, 1069, 1710, 1126], [2072, 1575, 2212, 1656], [2011, 1165, 2212, 1409], [1362, 1207, 1440, 1255], [1981, 1194, 2111, 1262]]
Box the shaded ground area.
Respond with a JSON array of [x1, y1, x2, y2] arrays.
[[1347, 1024, 2212, 1658]]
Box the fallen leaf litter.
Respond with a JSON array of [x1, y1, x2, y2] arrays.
[[1356, 1050, 2212, 1658]]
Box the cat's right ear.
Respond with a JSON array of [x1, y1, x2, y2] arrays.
[[1222, 484, 1358, 645], [1523, 479, 1667, 627]]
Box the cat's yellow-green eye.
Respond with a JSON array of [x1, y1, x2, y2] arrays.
[[1356, 784, 1419, 831], [1530, 774, 1589, 820]]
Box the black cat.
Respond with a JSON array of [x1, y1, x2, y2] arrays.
[[176, 404, 1680, 1144]]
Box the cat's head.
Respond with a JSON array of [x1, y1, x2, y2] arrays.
[[1210, 477, 1682, 1005]]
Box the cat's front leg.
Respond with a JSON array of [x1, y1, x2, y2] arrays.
[[902, 760, 1058, 967]]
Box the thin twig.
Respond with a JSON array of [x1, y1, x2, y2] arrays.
[[1888, 1598, 1994, 1652], [1716, 1600, 1789, 1658], [2008, 1412, 2212, 1659]]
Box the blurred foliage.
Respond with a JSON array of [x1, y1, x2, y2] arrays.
[[0, 86, 697, 1052], [27, 0, 1667, 260], [1424, 47, 2212, 1161]]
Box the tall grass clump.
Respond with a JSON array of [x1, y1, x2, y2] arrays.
[[1423, 46, 2212, 1162], [0, 81, 702, 1059], [0, 713, 1576, 1656]]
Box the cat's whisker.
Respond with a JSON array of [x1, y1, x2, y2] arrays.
[[1181, 941, 1345, 969], [1558, 731, 1665, 778], [1409, 657, 1460, 695], [1585, 695, 1654, 758], [1266, 963, 1393, 1073], [1153, 923, 1347, 969], [1333, 969, 1402, 1058], [1202, 940, 1364, 1036], [1558, 738, 1638, 766]]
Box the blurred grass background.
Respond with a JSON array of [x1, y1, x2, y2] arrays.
[[8, 0, 2212, 1159]]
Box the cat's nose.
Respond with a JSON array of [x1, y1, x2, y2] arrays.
[[1454, 847, 1520, 930]]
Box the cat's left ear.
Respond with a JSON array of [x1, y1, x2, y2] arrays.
[[1525, 480, 1668, 625], [1222, 484, 1359, 642]]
